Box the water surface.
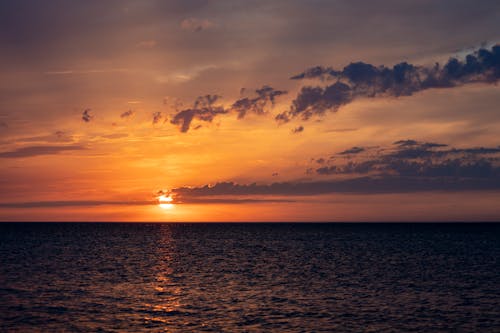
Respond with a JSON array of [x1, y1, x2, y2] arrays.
[[1, 223, 499, 332]]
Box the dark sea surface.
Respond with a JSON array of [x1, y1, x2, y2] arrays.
[[1, 223, 499, 332]]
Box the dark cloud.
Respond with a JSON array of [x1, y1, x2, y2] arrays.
[[169, 139, 499, 197], [120, 110, 134, 118], [152, 111, 163, 125], [0, 144, 85, 158], [280, 45, 500, 122], [82, 109, 93, 122], [170, 95, 226, 132], [313, 140, 500, 179], [230, 86, 287, 119], [291, 125, 304, 134], [0, 121, 7, 128], [172, 176, 500, 197], [290, 66, 339, 80], [171, 86, 286, 132], [339, 146, 365, 155], [277, 82, 352, 122]]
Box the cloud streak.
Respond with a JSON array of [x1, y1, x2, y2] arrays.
[[180, 18, 216, 32], [0, 145, 85, 158]]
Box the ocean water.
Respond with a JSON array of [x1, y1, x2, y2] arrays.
[[1, 223, 499, 332]]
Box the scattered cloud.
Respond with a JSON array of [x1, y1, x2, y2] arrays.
[[120, 110, 134, 118], [292, 125, 304, 134], [170, 95, 227, 132], [82, 109, 93, 122], [152, 112, 163, 125], [170, 86, 286, 132], [230, 86, 287, 119]]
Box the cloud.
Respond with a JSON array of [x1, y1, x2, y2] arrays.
[[45, 68, 128, 75], [152, 111, 163, 124], [170, 139, 500, 198], [230, 86, 287, 119], [0, 131, 74, 145], [339, 147, 365, 155], [313, 140, 500, 179], [0, 144, 85, 158], [291, 125, 304, 134], [171, 177, 500, 197], [170, 95, 227, 132], [136, 40, 157, 48], [0, 197, 293, 208], [279, 45, 500, 122], [82, 109, 93, 122], [170, 86, 286, 132], [0, 200, 154, 208], [180, 18, 216, 32], [120, 110, 134, 118], [101, 133, 128, 140]]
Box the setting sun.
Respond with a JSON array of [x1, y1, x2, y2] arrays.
[[157, 194, 174, 209]]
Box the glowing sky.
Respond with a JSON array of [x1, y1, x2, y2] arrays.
[[1, 0, 499, 221]]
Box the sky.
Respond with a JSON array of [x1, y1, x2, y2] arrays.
[[0, 0, 499, 221]]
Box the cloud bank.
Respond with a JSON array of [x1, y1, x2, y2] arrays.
[[171, 139, 500, 197]]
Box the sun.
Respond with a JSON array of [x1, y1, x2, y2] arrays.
[[157, 193, 174, 209]]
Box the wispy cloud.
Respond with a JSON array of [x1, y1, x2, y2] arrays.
[[44, 68, 128, 75], [136, 40, 157, 48], [0, 144, 85, 158], [180, 18, 216, 32]]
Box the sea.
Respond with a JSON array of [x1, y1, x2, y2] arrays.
[[1, 223, 499, 332]]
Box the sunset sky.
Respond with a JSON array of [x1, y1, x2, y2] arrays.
[[1, 0, 499, 221]]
